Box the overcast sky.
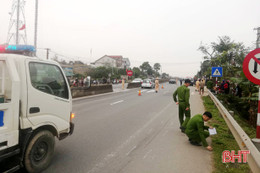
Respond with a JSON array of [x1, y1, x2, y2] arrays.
[[0, 0, 259, 77]]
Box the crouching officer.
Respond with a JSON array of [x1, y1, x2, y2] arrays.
[[173, 79, 191, 132], [185, 111, 213, 151]]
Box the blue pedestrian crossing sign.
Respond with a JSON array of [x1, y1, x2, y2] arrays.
[[211, 67, 223, 77]]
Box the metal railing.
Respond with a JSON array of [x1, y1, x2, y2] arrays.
[[208, 91, 260, 173]]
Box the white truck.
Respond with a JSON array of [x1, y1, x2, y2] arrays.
[[0, 45, 74, 173]]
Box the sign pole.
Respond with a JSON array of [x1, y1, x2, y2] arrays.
[[215, 77, 218, 94], [257, 87, 260, 139], [252, 87, 260, 144], [243, 48, 260, 143], [255, 27, 260, 140]]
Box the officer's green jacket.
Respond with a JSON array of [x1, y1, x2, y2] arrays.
[[173, 85, 190, 108], [185, 114, 209, 147]]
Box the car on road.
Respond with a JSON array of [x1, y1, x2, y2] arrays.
[[132, 78, 143, 83], [141, 79, 155, 88], [169, 79, 176, 84]]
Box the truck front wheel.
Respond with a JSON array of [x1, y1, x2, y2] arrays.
[[24, 130, 55, 173]]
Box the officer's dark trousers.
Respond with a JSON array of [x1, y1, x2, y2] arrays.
[[188, 131, 209, 145], [179, 102, 191, 128]]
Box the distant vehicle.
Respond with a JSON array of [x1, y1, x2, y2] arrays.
[[141, 79, 155, 88], [132, 78, 143, 83], [169, 79, 176, 84]]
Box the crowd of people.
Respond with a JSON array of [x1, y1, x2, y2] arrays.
[[71, 77, 91, 87], [213, 80, 242, 97]]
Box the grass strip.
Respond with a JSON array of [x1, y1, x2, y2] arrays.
[[202, 96, 251, 173]]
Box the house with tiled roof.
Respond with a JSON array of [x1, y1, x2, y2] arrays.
[[93, 55, 130, 69]]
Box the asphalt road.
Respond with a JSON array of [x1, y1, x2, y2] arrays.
[[44, 83, 212, 173]]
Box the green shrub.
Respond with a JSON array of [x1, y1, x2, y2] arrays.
[[207, 80, 214, 89]]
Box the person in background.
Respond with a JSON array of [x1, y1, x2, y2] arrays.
[[173, 79, 191, 133], [195, 79, 200, 92], [224, 80, 230, 94], [235, 83, 242, 97], [185, 111, 213, 151], [155, 77, 159, 93], [80, 77, 84, 86], [199, 79, 205, 95], [220, 80, 225, 93], [122, 78, 125, 90]]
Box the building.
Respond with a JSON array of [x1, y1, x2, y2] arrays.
[[122, 58, 131, 69], [93, 55, 130, 69]]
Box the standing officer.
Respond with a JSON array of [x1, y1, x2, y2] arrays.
[[185, 111, 213, 151], [122, 78, 125, 90], [173, 79, 191, 132], [155, 77, 159, 93]]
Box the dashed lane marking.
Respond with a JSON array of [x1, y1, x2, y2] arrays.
[[110, 100, 124, 106]]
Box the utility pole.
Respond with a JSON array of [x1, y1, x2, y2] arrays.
[[16, 0, 20, 45], [34, 0, 39, 51], [255, 27, 260, 49], [46, 48, 50, 60], [7, 0, 27, 45]]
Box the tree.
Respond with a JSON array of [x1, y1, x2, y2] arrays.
[[198, 36, 249, 79], [132, 67, 141, 78], [198, 36, 257, 127], [153, 63, 161, 73], [162, 73, 169, 79], [140, 61, 152, 77], [89, 66, 109, 79]]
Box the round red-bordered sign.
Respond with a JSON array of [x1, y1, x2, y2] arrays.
[[127, 70, 133, 76], [243, 48, 260, 85]]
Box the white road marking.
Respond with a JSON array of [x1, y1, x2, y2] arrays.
[[147, 90, 155, 93], [143, 149, 153, 159], [126, 146, 137, 156], [110, 100, 124, 105]]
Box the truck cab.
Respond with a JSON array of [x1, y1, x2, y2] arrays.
[[0, 45, 74, 173]]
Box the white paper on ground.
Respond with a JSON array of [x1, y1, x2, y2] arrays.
[[209, 128, 217, 135]]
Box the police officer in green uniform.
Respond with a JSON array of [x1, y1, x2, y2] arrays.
[[185, 112, 213, 151], [173, 79, 191, 132]]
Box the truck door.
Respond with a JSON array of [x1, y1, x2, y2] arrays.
[[26, 61, 71, 131], [0, 58, 19, 151]]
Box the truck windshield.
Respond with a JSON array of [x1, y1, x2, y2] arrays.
[[29, 62, 69, 99]]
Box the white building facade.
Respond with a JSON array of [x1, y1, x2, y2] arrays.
[[93, 55, 131, 69]]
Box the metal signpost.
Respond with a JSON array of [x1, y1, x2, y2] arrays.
[[243, 48, 260, 142], [212, 67, 223, 93]]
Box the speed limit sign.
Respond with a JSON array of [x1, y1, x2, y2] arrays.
[[243, 48, 260, 85]]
